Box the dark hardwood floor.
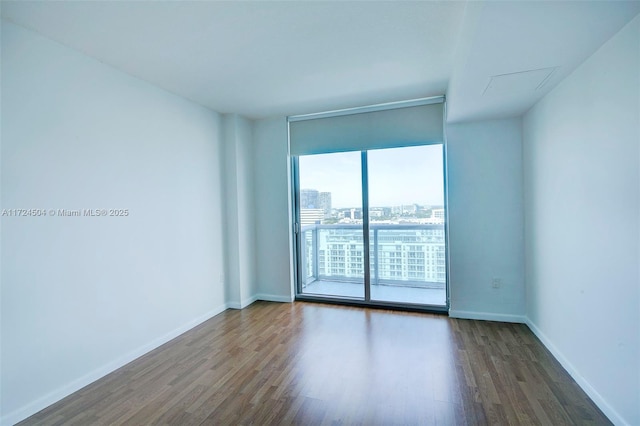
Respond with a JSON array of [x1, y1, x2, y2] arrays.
[[20, 301, 610, 425]]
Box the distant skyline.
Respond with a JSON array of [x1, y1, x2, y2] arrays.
[[299, 145, 444, 209]]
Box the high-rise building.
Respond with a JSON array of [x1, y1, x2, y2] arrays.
[[319, 192, 332, 216], [314, 225, 446, 286], [300, 189, 319, 209]]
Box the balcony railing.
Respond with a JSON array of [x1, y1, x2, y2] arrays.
[[300, 224, 446, 290]]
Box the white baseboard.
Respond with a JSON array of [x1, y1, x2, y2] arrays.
[[524, 318, 626, 426], [448, 310, 526, 323], [1, 303, 228, 426], [226, 294, 260, 310], [241, 294, 259, 308], [256, 293, 294, 303], [199, 293, 292, 312]]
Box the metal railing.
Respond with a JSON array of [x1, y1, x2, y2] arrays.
[[300, 224, 446, 289]]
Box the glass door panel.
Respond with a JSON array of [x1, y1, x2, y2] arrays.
[[297, 152, 365, 299], [367, 145, 447, 306]]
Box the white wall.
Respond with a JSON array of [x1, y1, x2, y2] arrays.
[[447, 118, 526, 321], [1, 21, 227, 424], [252, 118, 294, 302], [522, 15, 639, 426], [222, 114, 257, 308]]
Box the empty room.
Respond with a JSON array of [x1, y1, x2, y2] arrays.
[[1, 1, 639, 425]]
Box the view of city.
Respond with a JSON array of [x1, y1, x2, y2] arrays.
[[299, 189, 446, 304]]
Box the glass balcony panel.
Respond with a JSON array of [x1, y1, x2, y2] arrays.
[[302, 224, 446, 306]]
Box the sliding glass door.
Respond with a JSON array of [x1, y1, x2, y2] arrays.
[[289, 97, 447, 310], [293, 145, 447, 309], [367, 145, 446, 306]]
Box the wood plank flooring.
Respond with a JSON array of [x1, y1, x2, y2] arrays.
[[20, 301, 611, 425]]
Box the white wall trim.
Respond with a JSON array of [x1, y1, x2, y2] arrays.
[[226, 295, 260, 310], [448, 310, 526, 323], [240, 294, 259, 309], [524, 318, 626, 426], [1, 303, 228, 426], [256, 293, 294, 303], [228, 293, 293, 309]]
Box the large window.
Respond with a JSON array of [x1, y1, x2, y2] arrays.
[[289, 97, 448, 310]]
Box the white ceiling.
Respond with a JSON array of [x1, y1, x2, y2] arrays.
[[2, 1, 639, 121], [447, 1, 640, 123]]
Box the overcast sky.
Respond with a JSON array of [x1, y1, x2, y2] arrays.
[[299, 145, 444, 208]]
